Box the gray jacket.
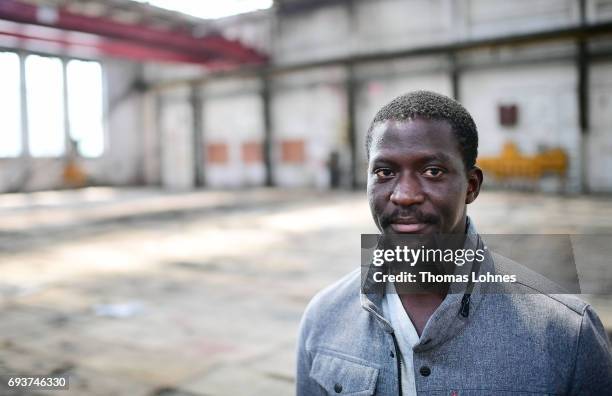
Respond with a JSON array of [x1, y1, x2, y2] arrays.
[[296, 250, 612, 395]]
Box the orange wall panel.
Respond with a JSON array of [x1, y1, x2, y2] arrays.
[[281, 139, 305, 163], [207, 143, 229, 164], [241, 142, 263, 164]]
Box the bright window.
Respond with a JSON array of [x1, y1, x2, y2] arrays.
[[26, 55, 65, 157], [130, 0, 272, 19], [0, 52, 22, 158], [67, 60, 105, 158]]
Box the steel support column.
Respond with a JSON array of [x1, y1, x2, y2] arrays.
[[261, 73, 274, 187], [346, 63, 358, 189], [190, 84, 205, 187], [450, 52, 460, 101], [578, 0, 590, 193], [61, 57, 72, 155], [18, 51, 29, 158]]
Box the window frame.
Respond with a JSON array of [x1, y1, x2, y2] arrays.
[[0, 47, 107, 160], [0, 51, 24, 158]]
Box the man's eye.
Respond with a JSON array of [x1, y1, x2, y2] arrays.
[[374, 168, 395, 178], [423, 167, 444, 177]]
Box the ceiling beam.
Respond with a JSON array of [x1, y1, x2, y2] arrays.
[[0, 0, 267, 65]]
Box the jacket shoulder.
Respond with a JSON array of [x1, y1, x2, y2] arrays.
[[298, 268, 366, 353], [302, 268, 361, 322], [491, 252, 588, 315]]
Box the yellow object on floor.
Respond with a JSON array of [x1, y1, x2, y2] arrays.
[[477, 142, 568, 180], [63, 161, 87, 187]]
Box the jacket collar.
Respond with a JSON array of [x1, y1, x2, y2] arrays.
[[360, 217, 492, 350]]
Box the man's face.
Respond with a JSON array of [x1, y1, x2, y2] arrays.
[[367, 117, 482, 235]]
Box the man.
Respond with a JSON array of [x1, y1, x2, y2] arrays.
[[296, 91, 612, 395]]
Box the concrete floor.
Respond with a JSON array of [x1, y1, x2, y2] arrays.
[[0, 187, 611, 395]]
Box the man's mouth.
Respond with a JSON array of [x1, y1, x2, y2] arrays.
[[389, 218, 431, 233]]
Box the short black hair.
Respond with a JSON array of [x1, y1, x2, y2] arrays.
[[365, 90, 478, 169]]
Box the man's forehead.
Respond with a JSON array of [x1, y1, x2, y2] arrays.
[[367, 117, 465, 167], [370, 118, 454, 148], [370, 148, 454, 165]]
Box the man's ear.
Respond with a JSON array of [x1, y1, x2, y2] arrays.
[[465, 166, 483, 204]]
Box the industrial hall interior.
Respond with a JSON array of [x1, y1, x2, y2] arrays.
[[1, 0, 612, 395]]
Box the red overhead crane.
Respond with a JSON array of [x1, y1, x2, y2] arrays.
[[0, 0, 268, 67]]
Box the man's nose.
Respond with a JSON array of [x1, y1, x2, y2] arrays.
[[390, 174, 425, 207]]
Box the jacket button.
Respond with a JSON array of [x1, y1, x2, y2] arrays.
[[419, 366, 431, 377], [334, 383, 343, 393]]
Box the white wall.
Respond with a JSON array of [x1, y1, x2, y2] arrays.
[[0, 158, 64, 192], [275, 4, 352, 65], [354, 0, 454, 53], [354, 57, 453, 184], [96, 59, 145, 186], [203, 78, 265, 188], [272, 67, 347, 188], [587, 0, 612, 23], [159, 86, 195, 190], [460, 60, 581, 192], [211, 9, 272, 55], [273, 0, 585, 65], [465, 0, 579, 38], [5, 0, 610, 192], [0, 58, 145, 193], [112, 0, 612, 192], [588, 62, 612, 192]]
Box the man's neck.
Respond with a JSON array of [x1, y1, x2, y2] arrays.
[[395, 217, 471, 336], [397, 291, 445, 337]]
